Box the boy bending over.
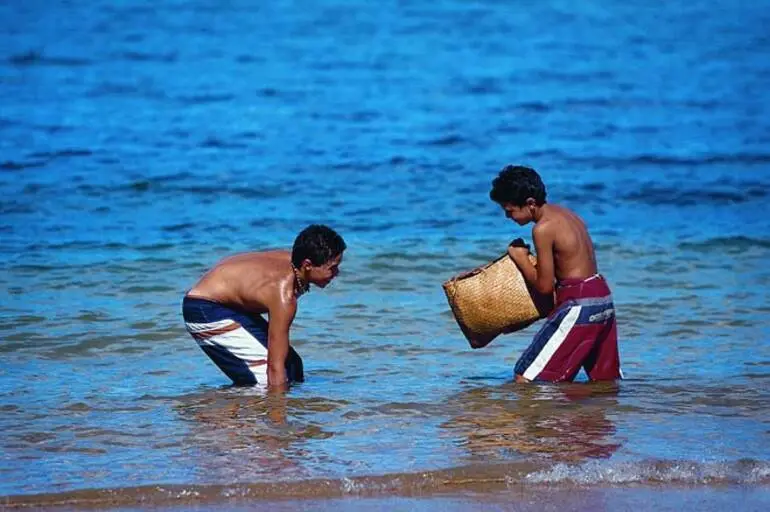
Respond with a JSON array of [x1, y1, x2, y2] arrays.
[[182, 225, 345, 390]]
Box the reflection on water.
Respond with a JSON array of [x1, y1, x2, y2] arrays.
[[442, 382, 621, 463], [173, 387, 340, 482], [170, 381, 623, 483]]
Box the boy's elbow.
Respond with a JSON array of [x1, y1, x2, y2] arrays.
[[535, 281, 554, 295]]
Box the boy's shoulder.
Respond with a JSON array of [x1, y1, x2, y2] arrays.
[[544, 203, 578, 218], [540, 203, 585, 225], [535, 204, 591, 239], [532, 204, 563, 230]]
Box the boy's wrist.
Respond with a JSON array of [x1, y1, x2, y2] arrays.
[[267, 366, 288, 386]]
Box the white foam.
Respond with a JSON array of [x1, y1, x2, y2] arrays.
[[524, 459, 770, 485]]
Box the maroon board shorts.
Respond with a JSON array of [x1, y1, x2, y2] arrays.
[[514, 274, 622, 382]]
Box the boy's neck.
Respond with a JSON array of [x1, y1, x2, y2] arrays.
[[532, 203, 547, 223], [292, 264, 310, 296]]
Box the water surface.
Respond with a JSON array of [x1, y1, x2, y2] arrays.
[[1, 0, 769, 508]]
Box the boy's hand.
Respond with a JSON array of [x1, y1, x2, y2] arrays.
[[509, 238, 531, 251], [507, 244, 530, 263], [508, 238, 531, 263]]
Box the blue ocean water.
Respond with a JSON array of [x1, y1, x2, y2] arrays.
[[1, 0, 769, 507]]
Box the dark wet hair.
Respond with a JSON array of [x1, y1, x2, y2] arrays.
[[489, 165, 547, 206], [291, 225, 346, 267]]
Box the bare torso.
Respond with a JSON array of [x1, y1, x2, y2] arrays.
[[186, 250, 295, 314], [538, 204, 598, 281]]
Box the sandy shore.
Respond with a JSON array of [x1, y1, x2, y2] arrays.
[[6, 486, 769, 511]]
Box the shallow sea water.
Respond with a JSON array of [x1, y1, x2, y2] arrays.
[[1, 0, 769, 508]]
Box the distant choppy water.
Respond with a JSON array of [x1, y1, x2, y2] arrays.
[[1, 0, 770, 508]]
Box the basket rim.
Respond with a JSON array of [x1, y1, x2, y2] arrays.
[[443, 253, 511, 284]]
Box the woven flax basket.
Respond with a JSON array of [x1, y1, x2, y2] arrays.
[[443, 253, 553, 348]]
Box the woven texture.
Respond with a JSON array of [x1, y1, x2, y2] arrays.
[[443, 253, 551, 347]]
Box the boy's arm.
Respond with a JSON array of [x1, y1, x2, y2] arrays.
[[266, 299, 297, 392], [508, 222, 556, 295]]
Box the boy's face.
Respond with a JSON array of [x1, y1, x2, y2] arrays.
[[501, 202, 532, 225], [306, 252, 343, 288]]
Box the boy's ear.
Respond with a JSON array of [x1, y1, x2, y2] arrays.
[[525, 197, 537, 207], [300, 258, 313, 271]]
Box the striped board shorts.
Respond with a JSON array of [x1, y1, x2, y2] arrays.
[[514, 274, 622, 382], [182, 295, 303, 386]]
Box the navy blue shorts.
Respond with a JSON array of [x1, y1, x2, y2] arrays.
[[182, 296, 303, 386]]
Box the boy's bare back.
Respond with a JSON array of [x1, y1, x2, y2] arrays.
[[535, 204, 598, 281], [187, 250, 296, 315]]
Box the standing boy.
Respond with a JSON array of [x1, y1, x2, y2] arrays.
[[182, 225, 345, 390], [490, 165, 621, 382]]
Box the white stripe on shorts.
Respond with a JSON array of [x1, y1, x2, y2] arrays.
[[185, 319, 269, 384], [185, 319, 237, 334], [522, 305, 582, 381]]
